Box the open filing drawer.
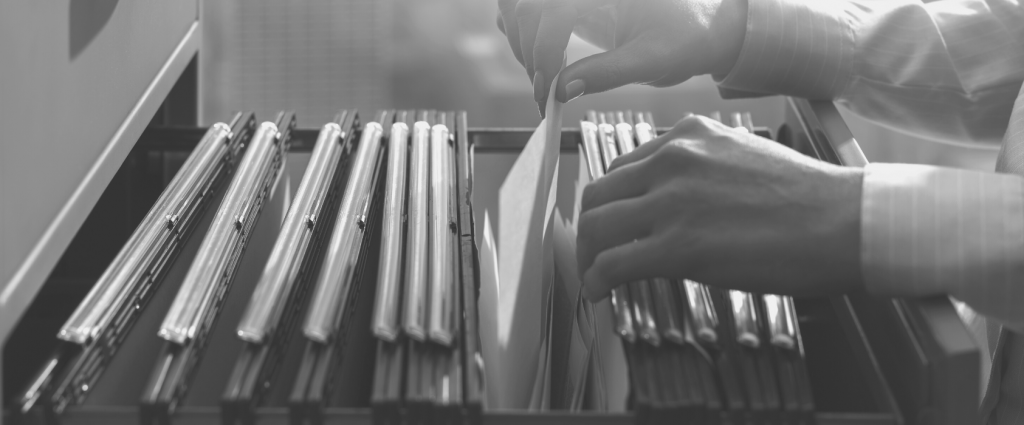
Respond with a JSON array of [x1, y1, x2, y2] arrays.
[[3, 100, 978, 425], [0, 3, 200, 345]]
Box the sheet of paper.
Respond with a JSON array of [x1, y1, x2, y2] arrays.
[[567, 128, 631, 411], [572, 143, 590, 228], [553, 212, 581, 300], [563, 150, 631, 411], [552, 211, 596, 412], [569, 320, 593, 410], [592, 298, 629, 411], [493, 76, 564, 408], [547, 216, 573, 409], [477, 212, 501, 408], [528, 251, 555, 411]]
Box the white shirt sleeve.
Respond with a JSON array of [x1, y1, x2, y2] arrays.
[[717, 0, 1024, 330], [717, 0, 1024, 144], [862, 163, 1024, 331]]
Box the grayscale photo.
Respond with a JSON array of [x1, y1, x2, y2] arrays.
[[1, 0, 1019, 424]]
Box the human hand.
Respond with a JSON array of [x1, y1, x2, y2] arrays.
[[496, 0, 748, 115], [576, 116, 864, 301]]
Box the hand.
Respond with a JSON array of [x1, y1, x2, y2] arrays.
[[496, 0, 749, 115], [576, 116, 865, 301]]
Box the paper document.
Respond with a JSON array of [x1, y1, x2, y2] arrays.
[[478, 213, 501, 408], [551, 210, 596, 411], [491, 77, 563, 409]]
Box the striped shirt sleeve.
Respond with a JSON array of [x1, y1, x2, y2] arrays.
[[718, 0, 1024, 144], [716, 0, 854, 100], [862, 163, 1024, 331], [715, 0, 1024, 330]]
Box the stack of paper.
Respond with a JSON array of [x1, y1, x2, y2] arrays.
[[477, 77, 629, 411]]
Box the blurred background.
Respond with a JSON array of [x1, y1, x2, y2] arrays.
[[199, 0, 1000, 170], [198, 0, 784, 129]]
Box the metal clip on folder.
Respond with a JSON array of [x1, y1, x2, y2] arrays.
[[455, 109, 485, 424], [638, 113, 719, 346], [401, 111, 466, 425], [761, 293, 815, 422], [222, 111, 358, 424], [755, 104, 817, 422], [17, 112, 257, 417], [646, 111, 729, 422], [729, 290, 762, 349], [678, 281, 724, 422], [683, 279, 719, 345], [610, 116, 661, 347], [372, 115, 411, 342], [582, 109, 817, 425], [140, 112, 294, 424], [764, 294, 796, 350], [370, 110, 414, 425], [580, 111, 636, 344], [634, 113, 717, 351], [290, 111, 388, 424], [4, 100, 982, 425], [428, 121, 456, 346], [732, 112, 802, 350], [632, 114, 687, 346], [302, 117, 384, 343], [587, 110, 721, 424], [404, 119, 431, 341], [732, 109, 819, 421], [702, 112, 776, 424]]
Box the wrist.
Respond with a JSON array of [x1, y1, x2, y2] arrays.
[[818, 165, 864, 293], [711, 0, 749, 77]]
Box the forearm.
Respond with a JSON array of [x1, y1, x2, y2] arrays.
[[861, 163, 1024, 331], [715, 0, 852, 100], [717, 0, 1024, 144]]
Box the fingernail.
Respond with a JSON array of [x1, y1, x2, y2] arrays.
[[533, 71, 546, 103], [537, 101, 546, 119], [563, 79, 585, 103]]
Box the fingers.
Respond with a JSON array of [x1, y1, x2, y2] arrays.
[[571, 5, 616, 50], [532, 2, 576, 106], [582, 237, 669, 302], [515, 0, 544, 79], [498, 0, 525, 67], [576, 197, 654, 283], [580, 159, 651, 212], [555, 38, 679, 103], [607, 135, 672, 173], [607, 115, 705, 172]]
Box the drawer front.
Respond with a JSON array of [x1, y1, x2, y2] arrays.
[[0, 1, 197, 330]]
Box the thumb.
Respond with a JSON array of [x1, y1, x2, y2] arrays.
[[554, 41, 673, 103]]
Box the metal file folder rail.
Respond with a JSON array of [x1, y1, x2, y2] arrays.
[[15, 112, 257, 421], [5, 101, 978, 425], [223, 111, 359, 424], [142, 111, 295, 424], [367, 110, 477, 425]]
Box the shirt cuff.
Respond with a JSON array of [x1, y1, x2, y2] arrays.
[[861, 163, 1024, 301], [716, 0, 854, 100]]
